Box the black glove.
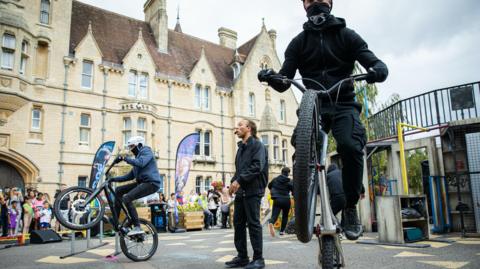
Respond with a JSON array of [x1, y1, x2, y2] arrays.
[[113, 155, 124, 164], [257, 68, 277, 83], [366, 67, 388, 84]]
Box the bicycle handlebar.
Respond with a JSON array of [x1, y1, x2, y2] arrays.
[[276, 73, 369, 97]]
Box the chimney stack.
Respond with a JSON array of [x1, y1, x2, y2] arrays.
[[144, 0, 168, 53], [218, 27, 237, 49]]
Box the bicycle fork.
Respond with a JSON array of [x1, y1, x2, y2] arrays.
[[315, 129, 345, 267]]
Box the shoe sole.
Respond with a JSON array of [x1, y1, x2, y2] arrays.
[[268, 223, 275, 237]]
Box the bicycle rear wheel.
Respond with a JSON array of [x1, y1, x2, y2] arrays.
[[120, 218, 158, 262], [53, 186, 105, 231], [293, 89, 320, 243]]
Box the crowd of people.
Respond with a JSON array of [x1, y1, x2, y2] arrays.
[[0, 187, 54, 237]]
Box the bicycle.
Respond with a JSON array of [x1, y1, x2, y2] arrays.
[[265, 73, 369, 268], [53, 161, 158, 262]]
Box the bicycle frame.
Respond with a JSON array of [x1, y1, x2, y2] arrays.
[[83, 163, 133, 233]]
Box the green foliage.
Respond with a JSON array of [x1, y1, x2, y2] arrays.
[[177, 203, 203, 213], [406, 148, 428, 194]]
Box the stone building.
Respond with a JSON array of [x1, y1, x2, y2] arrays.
[[0, 0, 297, 197]]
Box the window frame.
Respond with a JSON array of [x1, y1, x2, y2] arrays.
[[40, 0, 51, 25], [280, 100, 286, 122], [1, 34, 16, 70], [282, 139, 288, 164], [81, 60, 94, 89], [128, 70, 137, 97], [248, 92, 255, 117], [78, 176, 88, 187], [137, 117, 147, 142], [138, 73, 148, 99], [79, 113, 91, 145], [31, 107, 42, 131], [123, 117, 132, 146], [273, 135, 279, 160]]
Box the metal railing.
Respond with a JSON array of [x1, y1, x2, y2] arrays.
[[368, 81, 480, 141]]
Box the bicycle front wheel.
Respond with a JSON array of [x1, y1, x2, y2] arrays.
[[120, 218, 158, 262], [53, 186, 105, 231], [293, 89, 320, 243]]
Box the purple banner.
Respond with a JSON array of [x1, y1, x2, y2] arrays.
[[89, 141, 115, 189], [174, 133, 200, 194]]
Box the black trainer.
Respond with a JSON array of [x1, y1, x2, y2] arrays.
[[245, 258, 265, 269], [342, 207, 363, 240], [225, 256, 250, 268]]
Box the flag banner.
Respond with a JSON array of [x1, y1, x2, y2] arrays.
[[89, 141, 115, 189], [174, 133, 200, 194]]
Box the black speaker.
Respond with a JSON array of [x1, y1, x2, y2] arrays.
[[30, 229, 62, 244]]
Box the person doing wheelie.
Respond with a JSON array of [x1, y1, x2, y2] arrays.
[[110, 136, 162, 236], [258, 0, 388, 240]]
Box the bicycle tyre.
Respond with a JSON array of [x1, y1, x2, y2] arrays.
[[120, 218, 158, 262], [293, 89, 320, 243], [320, 235, 335, 269], [53, 186, 106, 231]]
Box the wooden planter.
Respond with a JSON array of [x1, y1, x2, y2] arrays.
[[136, 207, 151, 221], [178, 211, 204, 231]]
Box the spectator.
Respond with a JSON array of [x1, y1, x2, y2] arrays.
[[8, 200, 19, 236], [207, 187, 220, 227], [267, 167, 293, 237], [220, 186, 232, 229], [1, 194, 8, 236], [326, 164, 347, 216], [188, 190, 198, 204], [33, 193, 44, 230], [22, 196, 34, 235], [8, 187, 23, 235], [39, 201, 52, 230], [159, 193, 167, 203], [176, 191, 185, 205], [198, 191, 212, 230], [167, 193, 176, 212]]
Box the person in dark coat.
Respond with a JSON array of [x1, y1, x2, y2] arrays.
[[258, 0, 388, 241], [268, 167, 293, 237], [326, 163, 346, 216], [226, 119, 268, 269]]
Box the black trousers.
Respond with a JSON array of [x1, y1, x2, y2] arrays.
[[234, 195, 263, 260], [293, 104, 366, 209], [269, 197, 291, 232], [114, 182, 157, 227], [209, 208, 218, 226], [0, 216, 8, 236]]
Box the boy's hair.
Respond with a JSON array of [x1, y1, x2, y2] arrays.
[[43, 201, 49, 205], [11, 200, 17, 205]]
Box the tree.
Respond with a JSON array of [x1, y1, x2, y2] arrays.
[[327, 63, 379, 153], [406, 148, 428, 194]]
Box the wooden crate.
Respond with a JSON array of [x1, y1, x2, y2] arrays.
[[136, 207, 151, 221], [178, 211, 204, 231], [376, 195, 429, 244]]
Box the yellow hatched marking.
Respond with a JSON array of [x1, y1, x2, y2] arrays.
[[394, 251, 434, 257], [419, 261, 469, 269], [213, 247, 236, 253], [37, 256, 97, 264]]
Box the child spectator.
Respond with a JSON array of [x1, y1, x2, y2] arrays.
[[8, 201, 19, 236], [32, 193, 44, 230], [39, 201, 52, 230], [23, 197, 34, 234]]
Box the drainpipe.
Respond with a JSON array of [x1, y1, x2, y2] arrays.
[[101, 68, 109, 142], [167, 80, 172, 194], [220, 94, 225, 184], [58, 58, 71, 187]]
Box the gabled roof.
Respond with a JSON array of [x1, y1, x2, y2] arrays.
[[69, 0, 260, 88]]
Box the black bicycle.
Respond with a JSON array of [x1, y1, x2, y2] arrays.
[[264, 73, 368, 268], [53, 161, 158, 262]]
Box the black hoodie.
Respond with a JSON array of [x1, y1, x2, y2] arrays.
[[268, 174, 293, 199], [270, 16, 388, 104]]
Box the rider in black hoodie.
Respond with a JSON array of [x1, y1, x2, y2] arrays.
[[258, 0, 388, 241], [267, 167, 293, 236]]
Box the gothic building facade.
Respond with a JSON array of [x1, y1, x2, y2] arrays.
[[0, 0, 297, 197]]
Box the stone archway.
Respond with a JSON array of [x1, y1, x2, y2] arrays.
[[0, 149, 39, 191], [0, 160, 24, 190]]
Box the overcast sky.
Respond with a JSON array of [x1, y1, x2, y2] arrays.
[[79, 0, 480, 111]]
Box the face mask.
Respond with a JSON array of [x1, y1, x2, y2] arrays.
[[131, 145, 140, 156], [306, 2, 331, 25]]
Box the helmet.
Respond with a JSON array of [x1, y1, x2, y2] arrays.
[[127, 136, 145, 147]]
